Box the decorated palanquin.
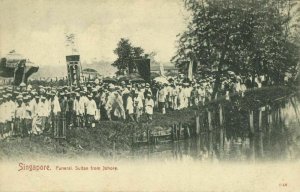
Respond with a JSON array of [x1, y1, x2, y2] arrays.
[[0, 50, 39, 85]]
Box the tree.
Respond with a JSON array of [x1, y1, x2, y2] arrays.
[[172, 0, 300, 97], [112, 38, 145, 75]]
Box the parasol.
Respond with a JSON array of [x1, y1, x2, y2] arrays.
[[103, 77, 117, 83], [153, 76, 169, 84], [130, 77, 145, 83]]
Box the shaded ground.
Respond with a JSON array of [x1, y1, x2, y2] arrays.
[[0, 86, 297, 160], [0, 109, 197, 160]]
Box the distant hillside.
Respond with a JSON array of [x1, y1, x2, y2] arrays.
[[81, 60, 117, 76], [30, 61, 175, 79], [31, 65, 67, 79], [31, 60, 117, 79]]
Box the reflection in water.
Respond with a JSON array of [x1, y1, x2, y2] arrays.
[[131, 93, 300, 162]]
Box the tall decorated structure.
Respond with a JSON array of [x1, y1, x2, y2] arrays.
[[66, 54, 81, 86], [65, 33, 82, 86]]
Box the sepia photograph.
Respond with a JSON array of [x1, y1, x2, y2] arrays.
[[0, 0, 300, 191]]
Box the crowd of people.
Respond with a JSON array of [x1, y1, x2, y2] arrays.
[[0, 73, 261, 140]]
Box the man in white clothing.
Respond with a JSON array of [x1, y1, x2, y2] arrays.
[[79, 91, 87, 126], [4, 94, 15, 136], [158, 85, 166, 114], [73, 93, 81, 127], [36, 96, 49, 133], [126, 92, 135, 122], [86, 94, 97, 128], [145, 93, 154, 121]]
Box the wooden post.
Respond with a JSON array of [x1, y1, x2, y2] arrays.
[[267, 107, 273, 146], [185, 125, 190, 139], [258, 108, 264, 158], [249, 110, 254, 134], [219, 105, 224, 152], [199, 111, 203, 134], [249, 132, 255, 162], [178, 123, 182, 141], [208, 109, 212, 131], [196, 135, 201, 157], [172, 124, 176, 141], [219, 104, 223, 126], [208, 131, 213, 158], [279, 108, 284, 134], [259, 108, 262, 130], [196, 115, 200, 136], [147, 128, 150, 145], [113, 141, 116, 161]]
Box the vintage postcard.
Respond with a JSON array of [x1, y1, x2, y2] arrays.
[[0, 0, 300, 191]]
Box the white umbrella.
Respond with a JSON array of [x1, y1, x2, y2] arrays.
[[154, 76, 169, 84]]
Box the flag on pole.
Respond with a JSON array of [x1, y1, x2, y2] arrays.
[[188, 60, 193, 81], [159, 62, 165, 76]]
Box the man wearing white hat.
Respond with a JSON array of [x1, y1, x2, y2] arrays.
[[49, 92, 60, 136], [126, 91, 135, 122], [54, 92, 67, 139], [137, 86, 145, 113], [178, 87, 185, 110], [79, 91, 88, 126], [36, 96, 49, 133], [14, 95, 24, 136], [30, 93, 39, 117], [100, 90, 109, 119], [86, 94, 97, 128], [104, 85, 117, 121], [133, 90, 143, 122], [145, 93, 154, 121], [112, 91, 125, 120], [183, 83, 192, 108], [31, 94, 41, 135], [3, 94, 15, 137], [170, 84, 178, 110], [158, 85, 166, 114], [23, 96, 32, 137]]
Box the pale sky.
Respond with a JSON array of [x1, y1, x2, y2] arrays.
[[0, 0, 188, 66]]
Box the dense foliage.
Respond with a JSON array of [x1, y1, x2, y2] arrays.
[[172, 0, 300, 96], [112, 38, 147, 75]]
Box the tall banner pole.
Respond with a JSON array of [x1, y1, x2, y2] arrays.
[[188, 60, 193, 81], [159, 62, 165, 76]]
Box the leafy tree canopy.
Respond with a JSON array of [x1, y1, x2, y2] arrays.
[[172, 0, 300, 96], [112, 38, 147, 75]]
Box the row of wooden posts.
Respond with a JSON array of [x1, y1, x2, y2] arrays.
[[133, 102, 286, 161], [132, 123, 193, 146]]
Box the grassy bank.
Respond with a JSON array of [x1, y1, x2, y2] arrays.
[[0, 109, 197, 160], [0, 85, 297, 160]]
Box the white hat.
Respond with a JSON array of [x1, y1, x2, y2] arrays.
[[16, 95, 23, 100], [109, 84, 115, 89]]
